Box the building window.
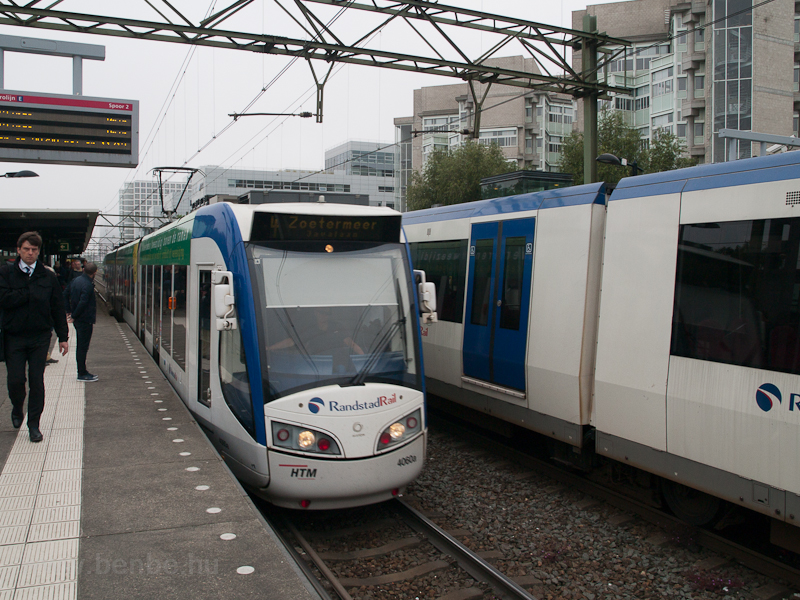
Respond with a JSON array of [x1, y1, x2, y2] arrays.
[[652, 113, 674, 133], [694, 122, 704, 138], [678, 77, 688, 92], [677, 123, 687, 138], [695, 74, 705, 90], [652, 68, 674, 97], [479, 128, 518, 148]]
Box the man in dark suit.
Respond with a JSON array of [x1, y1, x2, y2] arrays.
[[0, 232, 69, 442], [65, 261, 98, 382]]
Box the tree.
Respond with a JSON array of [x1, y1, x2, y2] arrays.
[[559, 108, 695, 186], [406, 140, 514, 211]]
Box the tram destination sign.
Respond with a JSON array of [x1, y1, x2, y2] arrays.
[[0, 91, 138, 167], [251, 212, 402, 243]]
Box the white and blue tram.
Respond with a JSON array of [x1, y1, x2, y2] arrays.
[[404, 151, 800, 548], [105, 201, 436, 509]]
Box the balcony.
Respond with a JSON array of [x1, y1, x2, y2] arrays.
[[681, 51, 705, 72], [681, 96, 706, 117]]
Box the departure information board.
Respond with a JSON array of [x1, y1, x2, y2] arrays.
[[0, 91, 138, 167]]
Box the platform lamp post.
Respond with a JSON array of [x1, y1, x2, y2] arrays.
[[596, 153, 641, 177], [3, 170, 39, 178]]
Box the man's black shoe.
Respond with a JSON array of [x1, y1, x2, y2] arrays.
[[11, 413, 23, 429], [46, 358, 58, 364], [29, 427, 43, 443]]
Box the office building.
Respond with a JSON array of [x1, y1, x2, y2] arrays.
[[573, 0, 797, 163]]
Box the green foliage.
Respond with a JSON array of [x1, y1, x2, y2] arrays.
[[406, 140, 514, 211], [559, 108, 695, 186]]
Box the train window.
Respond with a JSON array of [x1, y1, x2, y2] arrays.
[[499, 237, 525, 330], [220, 308, 254, 435], [144, 266, 153, 336], [409, 240, 468, 323], [173, 265, 188, 370], [198, 270, 212, 407], [671, 218, 800, 374], [161, 266, 173, 357], [153, 266, 162, 350], [470, 239, 495, 327]]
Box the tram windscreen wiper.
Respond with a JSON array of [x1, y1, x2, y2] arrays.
[[347, 316, 405, 386]]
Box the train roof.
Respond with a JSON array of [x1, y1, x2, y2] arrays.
[[611, 150, 800, 201], [402, 182, 606, 225]]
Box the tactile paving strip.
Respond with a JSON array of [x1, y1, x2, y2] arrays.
[[0, 328, 83, 599]]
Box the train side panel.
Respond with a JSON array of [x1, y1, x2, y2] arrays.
[[593, 190, 682, 451], [667, 175, 800, 497], [527, 201, 605, 431], [405, 216, 472, 390]]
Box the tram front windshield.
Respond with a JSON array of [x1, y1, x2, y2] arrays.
[[248, 242, 421, 402]]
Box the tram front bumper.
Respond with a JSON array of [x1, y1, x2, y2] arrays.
[[263, 434, 425, 510]]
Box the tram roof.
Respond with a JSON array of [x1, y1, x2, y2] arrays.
[[0, 209, 98, 256]]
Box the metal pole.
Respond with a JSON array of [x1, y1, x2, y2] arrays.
[[582, 14, 598, 184], [72, 55, 82, 95]]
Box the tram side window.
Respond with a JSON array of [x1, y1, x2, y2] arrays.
[[671, 218, 800, 375], [144, 266, 153, 335], [173, 265, 187, 370], [198, 271, 212, 407], [153, 266, 162, 349], [471, 239, 495, 326], [410, 240, 469, 323], [162, 266, 173, 356], [220, 308, 254, 435], [500, 237, 525, 330]]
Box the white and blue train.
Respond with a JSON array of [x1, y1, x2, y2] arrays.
[[104, 201, 436, 509], [403, 151, 800, 549]]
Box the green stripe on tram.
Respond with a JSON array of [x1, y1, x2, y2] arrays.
[[139, 215, 194, 266]]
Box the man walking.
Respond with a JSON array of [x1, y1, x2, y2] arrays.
[[66, 261, 98, 382], [0, 232, 69, 443]]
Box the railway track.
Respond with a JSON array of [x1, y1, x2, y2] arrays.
[[429, 412, 800, 594], [260, 497, 537, 600]]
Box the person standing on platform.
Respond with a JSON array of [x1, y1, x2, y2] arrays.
[[65, 261, 98, 382], [63, 258, 83, 288], [0, 232, 69, 443]]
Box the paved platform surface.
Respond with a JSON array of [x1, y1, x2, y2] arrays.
[[0, 310, 320, 600]]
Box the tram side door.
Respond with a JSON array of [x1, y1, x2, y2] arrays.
[[463, 218, 535, 392]]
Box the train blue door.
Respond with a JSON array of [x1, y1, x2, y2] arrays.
[[463, 218, 534, 391]]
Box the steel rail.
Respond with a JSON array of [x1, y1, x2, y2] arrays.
[[392, 498, 537, 600]]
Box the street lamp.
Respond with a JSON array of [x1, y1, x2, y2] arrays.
[[596, 153, 641, 176], [3, 170, 39, 178]]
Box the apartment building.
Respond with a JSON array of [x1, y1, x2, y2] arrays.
[[573, 0, 797, 163]]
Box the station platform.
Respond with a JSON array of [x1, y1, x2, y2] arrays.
[[0, 310, 321, 600]]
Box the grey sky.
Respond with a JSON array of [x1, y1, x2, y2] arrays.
[[0, 0, 621, 217]]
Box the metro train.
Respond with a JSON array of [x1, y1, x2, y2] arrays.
[[104, 201, 436, 509], [403, 150, 800, 549]]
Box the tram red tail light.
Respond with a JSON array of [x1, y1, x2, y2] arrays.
[[300, 499, 311, 508], [392, 488, 399, 496], [318, 438, 331, 451], [377, 409, 422, 452], [276, 429, 290, 442]]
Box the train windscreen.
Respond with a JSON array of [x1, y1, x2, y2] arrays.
[[248, 242, 421, 401]]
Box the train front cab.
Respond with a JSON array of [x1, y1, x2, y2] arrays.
[[594, 151, 800, 548], [403, 184, 607, 450]]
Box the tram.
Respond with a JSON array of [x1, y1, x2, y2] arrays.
[[105, 201, 436, 509], [403, 151, 800, 549]]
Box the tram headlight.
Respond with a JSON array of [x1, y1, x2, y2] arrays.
[[377, 409, 423, 452], [270, 422, 342, 456], [298, 431, 315, 448]]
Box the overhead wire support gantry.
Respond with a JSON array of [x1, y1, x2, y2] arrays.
[[0, 1, 631, 101], [0, 0, 631, 178]]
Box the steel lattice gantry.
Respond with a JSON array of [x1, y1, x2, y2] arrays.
[[0, 1, 630, 99]]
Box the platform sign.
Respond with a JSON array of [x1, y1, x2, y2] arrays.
[[0, 90, 138, 168]]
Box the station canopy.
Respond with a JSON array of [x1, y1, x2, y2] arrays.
[[0, 209, 98, 256]]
